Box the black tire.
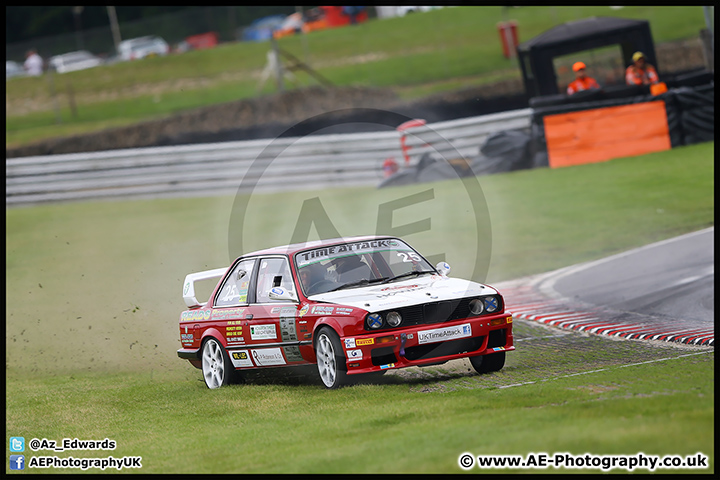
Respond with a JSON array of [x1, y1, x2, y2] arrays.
[[201, 337, 239, 388], [314, 327, 348, 389], [469, 351, 506, 374]]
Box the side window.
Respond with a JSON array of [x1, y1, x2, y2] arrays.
[[214, 258, 256, 307], [255, 257, 296, 303]]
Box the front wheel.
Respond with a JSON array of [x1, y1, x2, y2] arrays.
[[201, 337, 238, 388], [469, 351, 506, 374], [314, 327, 348, 389]]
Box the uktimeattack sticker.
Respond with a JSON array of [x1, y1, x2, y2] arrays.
[[417, 323, 472, 345]]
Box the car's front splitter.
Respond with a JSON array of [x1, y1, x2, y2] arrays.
[[340, 313, 514, 375]]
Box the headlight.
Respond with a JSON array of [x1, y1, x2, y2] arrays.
[[484, 296, 500, 313], [366, 313, 383, 329], [386, 311, 402, 327], [469, 298, 484, 315]]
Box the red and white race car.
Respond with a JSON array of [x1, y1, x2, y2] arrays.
[[177, 235, 514, 389]]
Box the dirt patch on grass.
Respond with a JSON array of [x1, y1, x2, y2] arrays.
[[5, 83, 529, 158]]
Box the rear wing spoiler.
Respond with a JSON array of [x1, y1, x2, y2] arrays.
[[182, 267, 228, 308]]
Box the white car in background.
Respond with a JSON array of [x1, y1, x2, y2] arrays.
[[6, 60, 26, 79], [48, 51, 103, 74], [118, 36, 170, 61]]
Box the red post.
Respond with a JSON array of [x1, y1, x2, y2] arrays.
[[396, 119, 427, 166], [497, 21, 518, 59]]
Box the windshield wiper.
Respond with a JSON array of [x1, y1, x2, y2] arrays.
[[380, 270, 435, 284], [328, 277, 388, 292]]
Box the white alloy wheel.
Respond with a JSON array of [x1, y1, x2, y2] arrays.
[[202, 338, 229, 389], [315, 328, 347, 389]]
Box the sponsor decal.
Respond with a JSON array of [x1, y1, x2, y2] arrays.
[[279, 306, 296, 317], [417, 323, 472, 345], [380, 363, 395, 369], [211, 308, 245, 320], [347, 349, 363, 360], [225, 325, 243, 339], [506, 316, 513, 323], [376, 298, 414, 307], [296, 240, 406, 268], [492, 347, 505, 352], [311, 305, 334, 315], [298, 304, 309, 317], [335, 307, 354, 315], [251, 348, 286, 366], [356, 338, 375, 346], [283, 345, 304, 362], [180, 309, 211, 321], [380, 284, 419, 292], [230, 350, 254, 368], [344, 338, 356, 349], [181, 333, 194, 343], [250, 324, 277, 341], [279, 313, 298, 342]]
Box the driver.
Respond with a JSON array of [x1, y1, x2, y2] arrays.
[[299, 262, 331, 295], [334, 255, 372, 284]]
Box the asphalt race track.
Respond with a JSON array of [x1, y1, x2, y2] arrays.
[[498, 227, 715, 347], [551, 227, 714, 324]]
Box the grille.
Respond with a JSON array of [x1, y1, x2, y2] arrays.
[[365, 296, 502, 331]]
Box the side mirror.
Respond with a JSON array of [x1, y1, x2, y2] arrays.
[[268, 286, 297, 302], [436, 261, 451, 277]]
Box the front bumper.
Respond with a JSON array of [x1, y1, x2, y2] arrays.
[[341, 312, 514, 375]]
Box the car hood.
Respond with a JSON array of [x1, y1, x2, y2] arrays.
[[307, 275, 497, 313]]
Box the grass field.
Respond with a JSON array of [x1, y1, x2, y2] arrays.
[[5, 6, 710, 147], [5, 141, 714, 473]]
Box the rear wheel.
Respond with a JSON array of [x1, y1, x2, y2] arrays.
[[201, 337, 238, 388], [469, 351, 506, 374], [315, 327, 348, 389]]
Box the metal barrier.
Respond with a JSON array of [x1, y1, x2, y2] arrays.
[[6, 108, 532, 206]]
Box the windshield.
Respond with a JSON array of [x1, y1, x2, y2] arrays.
[[61, 52, 93, 62], [294, 238, 435, 296], [131, 41, 160, 51]]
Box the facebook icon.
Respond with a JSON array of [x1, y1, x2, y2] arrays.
[[10, 455, 25, 470]]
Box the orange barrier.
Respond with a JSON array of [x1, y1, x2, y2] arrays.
[[650, 82, 668, 96], [544, 101, 671, 168], [185, 32, 218, 50]]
